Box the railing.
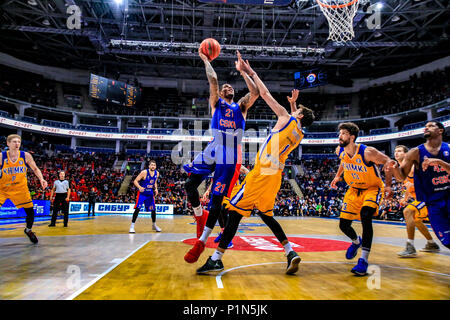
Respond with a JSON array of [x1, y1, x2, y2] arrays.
[[78, 125, 119, 133], [75, 146, 115, 153]]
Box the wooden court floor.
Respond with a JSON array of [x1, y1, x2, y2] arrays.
[[0, 214, 449, 300]]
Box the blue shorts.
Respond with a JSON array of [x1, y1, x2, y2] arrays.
[[426, 198, 450, 246], [184, 143, 242, 197], [135, 191, 155, 211]]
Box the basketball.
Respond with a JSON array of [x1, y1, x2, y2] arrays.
[[199, 38, 221, 61]]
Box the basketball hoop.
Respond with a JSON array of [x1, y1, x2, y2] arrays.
[[316, 0, 361, 43]]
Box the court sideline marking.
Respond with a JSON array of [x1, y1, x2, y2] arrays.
[[66, 240, 150, 300], [215, 261, 450, 289]]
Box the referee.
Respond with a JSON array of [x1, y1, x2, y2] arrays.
[[48, 171, 71, 227]]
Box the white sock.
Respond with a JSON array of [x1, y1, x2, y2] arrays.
[[427, 239, 435, 244], [407, 239, 414, 246], [193, 205, 203, 217], [199, 226, 213, 243], [25, 228, 31, 232], [211, 250, 224, 261], [361, 248, 370, 262], [352, 237, 360, 245], [283, 242, 293, 255], [130, 223, 135, 228]]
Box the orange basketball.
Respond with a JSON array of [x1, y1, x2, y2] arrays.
[[200, 38, 221, 61]]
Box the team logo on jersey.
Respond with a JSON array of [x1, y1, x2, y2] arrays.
[[444, 151, 449, 156], [19, 160, 23, 165], [356, 158, 361, 164]]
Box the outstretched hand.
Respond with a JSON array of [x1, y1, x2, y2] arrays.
[[287, 89, 299, 104], [235, 50, 244, 72], [198, 47, 209, 62], [422, 156, 442, 171], [240, 59, 256, 77]]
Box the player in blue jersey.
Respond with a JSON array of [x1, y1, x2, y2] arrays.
[[389, 121, 450, 249], [129, 160, 161, 233], [184, 50, 259, 263]]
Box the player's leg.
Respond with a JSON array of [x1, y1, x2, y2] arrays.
[[185, 173, 207, 216], [185, 170, 250, 264], [398, 206, 418, 257], [359, 206, 376, 262], [214, 204, 232, 247], [196, 209, 243, 274], [414, 204, 440, 252], [427, 200, 450, 249], [150, 197, 161, 232], [130, 193, 144, 233], [258, 212, 301, 274], [23, 202, 38, 244], [339, 188, 362, 259], [198, 193, 224, 243], [197, 162, 238, 245], [185, 173, 209, 236]]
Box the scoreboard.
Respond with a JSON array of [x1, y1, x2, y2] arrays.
[[294, 69, 328, 90], [89, 74, 142, 107]]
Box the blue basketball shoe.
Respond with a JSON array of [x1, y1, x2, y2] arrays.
[[214, 231, 233, 248], [351, 258, 368, 276], [346, 236, 362, 260]]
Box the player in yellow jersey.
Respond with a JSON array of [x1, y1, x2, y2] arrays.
[[0, 134, 48, 243], [394, 145, 440, 257], [330, 122, 395, 276], [194, 58, 315, 275]]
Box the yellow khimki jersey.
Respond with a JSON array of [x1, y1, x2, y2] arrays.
[[404, 174, 416, 199], [403, 170, 428, 220], [338, 144, 384, 189], [338, 144, 384, 220], [224, 116, 304, 217], [0, 150, 33, 208]]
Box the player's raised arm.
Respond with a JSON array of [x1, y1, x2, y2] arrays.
[[236, 51, 259, 113], [240, 59, 289, 119], [199, 48, 220, 114], [287, 89, 299, 114], [24, 152, 47, 189]]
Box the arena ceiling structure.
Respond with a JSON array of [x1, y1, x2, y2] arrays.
[[0, 0, 449, 84]]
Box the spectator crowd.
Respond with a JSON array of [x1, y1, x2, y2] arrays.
[[0, 138, 409, 223]]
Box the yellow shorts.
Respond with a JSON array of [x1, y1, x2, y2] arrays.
[[340, 187, 384, 221], [223, 169, 282, 218], [0, 190, 33, 209], [405, 200, 428, 221]]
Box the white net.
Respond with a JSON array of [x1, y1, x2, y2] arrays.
[[316, 0, 361, 43]]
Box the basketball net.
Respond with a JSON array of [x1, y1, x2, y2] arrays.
[[316, 0, 361, 43]]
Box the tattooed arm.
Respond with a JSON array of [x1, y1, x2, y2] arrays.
[[199, 49, 220, 115]]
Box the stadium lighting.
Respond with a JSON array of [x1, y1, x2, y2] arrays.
[[109, 39, 326, 55], [114, 0, 123, 4], [376, 2, 384, 9]]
